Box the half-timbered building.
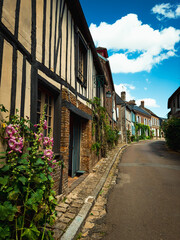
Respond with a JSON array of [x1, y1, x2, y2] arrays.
[[0, 0, 105, 194]]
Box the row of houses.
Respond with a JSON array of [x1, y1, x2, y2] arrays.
[[0, 0, 161, 195], [116, 92, 162, 143]]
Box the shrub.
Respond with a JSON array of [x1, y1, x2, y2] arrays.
[[131, 135, 135, 142], [127, 130, 131, 143], [0, 105, 60, 240], [162, 117, 180, 151]]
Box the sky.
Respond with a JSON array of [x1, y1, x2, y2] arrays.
[[79, 0, 180, 118]]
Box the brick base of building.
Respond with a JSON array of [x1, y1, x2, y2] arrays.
[[53, 88, 99, 195]]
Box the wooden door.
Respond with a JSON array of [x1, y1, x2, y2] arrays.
[[69, 113, 81, 177]]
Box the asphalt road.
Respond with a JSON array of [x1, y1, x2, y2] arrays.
[[103, 140, 180, 240]]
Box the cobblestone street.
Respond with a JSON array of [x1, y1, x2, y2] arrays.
[[52, 143, 126, 239]]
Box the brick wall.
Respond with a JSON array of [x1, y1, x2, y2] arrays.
[[56, 88, 99, 194]]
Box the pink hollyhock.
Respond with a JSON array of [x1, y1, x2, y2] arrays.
[[44, 149, 53, 159], [14, 143, 23, 153], [6, 125, 16, 136], [8, 138, 16, 149], [50, 138, 54, 146], [43, 137, 50, 146], [43, 120, 48, 130]]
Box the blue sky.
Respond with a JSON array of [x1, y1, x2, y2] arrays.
[[80, 0, 180, 118]]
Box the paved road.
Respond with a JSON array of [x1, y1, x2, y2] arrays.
[[103, 140, 180, 240]]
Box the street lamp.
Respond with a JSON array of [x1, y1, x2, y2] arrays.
[[106, 91, 111, 98]]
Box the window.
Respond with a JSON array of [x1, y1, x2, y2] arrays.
[[76, 31, 87, 85], [37, 88, 54, 136]]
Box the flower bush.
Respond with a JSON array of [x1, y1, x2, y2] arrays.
[[0, 105, 60, 240]]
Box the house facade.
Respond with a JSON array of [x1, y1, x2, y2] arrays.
[[168, 87, 180, 119], [140, 101, 160, 137], [0, 0, 105, 194], [129, 103, 151, 137], [116, 92, 135, 142]]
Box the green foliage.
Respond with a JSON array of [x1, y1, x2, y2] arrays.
[[127, 130, 131, 143], [0, 105, 60, 240], [162, 117, 180, 151], [134, 122, 150, 140], [130, 135, 135, 142], [89, 97, 119, 157]]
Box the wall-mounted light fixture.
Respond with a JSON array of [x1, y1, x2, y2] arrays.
[[106, 91, 111, 98]]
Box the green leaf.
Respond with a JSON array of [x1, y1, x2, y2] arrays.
[[48, 174, 52, 181], [0, 226, 11, 239], [0, 201, 17, 221], [0, 156, 6, 159], [34, 211, 44, 222], [18, 176, 27, 185], [21, 153, 29, 158], [17, 165, 26, 171], [27, 147, 32, 151], [21, 224, 40, 240], [0, 176, 9, 186], [1, 165, 10, 172], [48, 167, 53, 173], [39, 173, 47, 182], [6, 186, 13, 192], [35, 158, 44, 165], [49, 196, 55, 202], [8, 189, 20, 200], [27, 189, 44, 210], [18, 159, 29, 165]]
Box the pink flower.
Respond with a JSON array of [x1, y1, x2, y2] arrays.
[[14, 143, 22, 153], [6, 125, 16, 136], [43, 120, 48, 130], [34, 124, 38, 127], [8, 138, 16, 149], [44, 149, 53, 159], [43, 137, 50, 146], [35, 133, 43, 142], [38, 133, 43, 142]]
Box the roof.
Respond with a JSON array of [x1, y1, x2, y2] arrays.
[[116, 94, 135, 112], [66, 0, 104, 76], [97, 52, 115, 91], [130, 105, 151, 117], [142, 107, 159, 118], [168, 86, 180, 108], [116, 93, 125, 105]]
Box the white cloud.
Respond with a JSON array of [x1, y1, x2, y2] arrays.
[[144, 87, 148, 91], [115, 83, 135, 101], [136, 98, 160, 108], [89, 14, 180, 73], [152, 3, 180, 20]]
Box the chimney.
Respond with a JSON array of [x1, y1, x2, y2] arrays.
[[141, 101, 144, 108], [96, 47, 108, 58], [128, 100, 136, 105], [121, 91, 126, 101]]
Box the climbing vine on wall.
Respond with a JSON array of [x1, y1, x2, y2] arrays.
[[134, 122, 150, 140], [89, 97, 119, 157]]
